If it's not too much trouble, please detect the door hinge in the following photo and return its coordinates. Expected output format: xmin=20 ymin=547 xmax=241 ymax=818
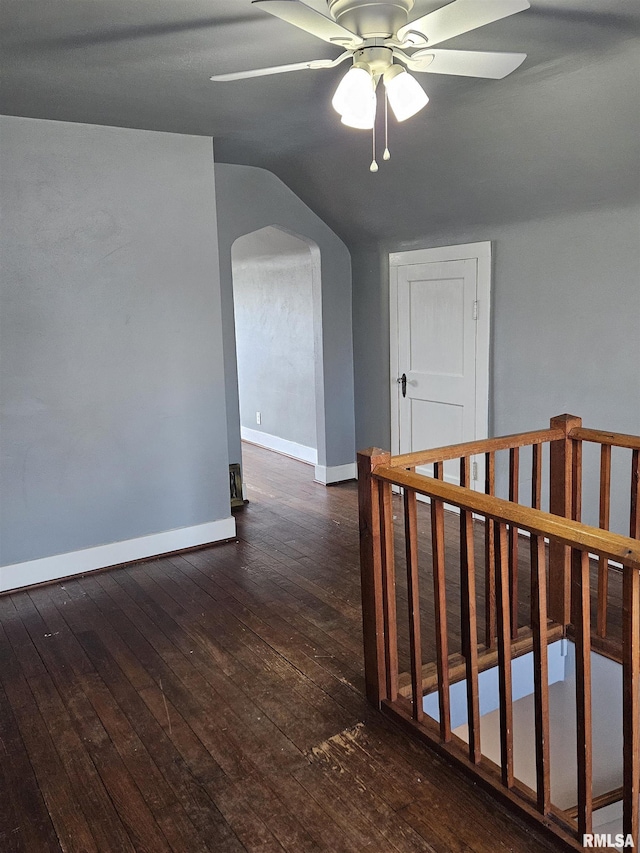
xmin=472 ymin=301 xmax=479 ymax=321
xmin=472 ymin=460 xmax=478 ymax=481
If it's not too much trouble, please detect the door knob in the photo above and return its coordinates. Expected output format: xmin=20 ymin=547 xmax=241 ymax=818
xmin=397 ymin=373 xmax=407 ymax=397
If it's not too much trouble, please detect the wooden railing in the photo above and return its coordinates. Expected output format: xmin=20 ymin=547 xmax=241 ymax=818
xmin=358 ymin=415 xmax=640 ymax=851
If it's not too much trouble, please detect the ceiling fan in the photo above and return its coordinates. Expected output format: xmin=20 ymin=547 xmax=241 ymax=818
xmin=211 ymin=0 xmax=530 ymax=167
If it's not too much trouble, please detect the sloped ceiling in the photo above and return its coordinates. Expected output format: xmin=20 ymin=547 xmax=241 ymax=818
xmin=2 ymin=0 xmax=639 ymax=244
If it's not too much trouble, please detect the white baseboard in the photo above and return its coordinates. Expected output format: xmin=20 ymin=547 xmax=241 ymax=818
xmin=241 ymin=426 xmax=317 ymax=465
xmin=0 ymin=516 xmax=236 ymax=593
xmin=314 ymin=462 xmax=357 ymax=485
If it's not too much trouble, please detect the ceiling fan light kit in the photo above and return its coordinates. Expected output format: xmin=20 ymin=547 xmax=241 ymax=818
xmin=383 ymin=64 xmax=429 ymax=122
xmin=210 ymin=0 xmax=531 ymax=169
xmin=332 ymin=63 xmax=376 ymax=127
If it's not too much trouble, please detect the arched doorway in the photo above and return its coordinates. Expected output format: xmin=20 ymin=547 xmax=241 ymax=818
xmin=214 ymin=163 xmax=356 ymax=492
xmin=231 ymin=226 xmax=322 ymax=484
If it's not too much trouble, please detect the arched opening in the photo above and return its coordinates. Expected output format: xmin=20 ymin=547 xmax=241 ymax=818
xmin=231 ymin=225 xmax=322 ymax=485
xmin=215 ymin=163 xmax=356 ymax=492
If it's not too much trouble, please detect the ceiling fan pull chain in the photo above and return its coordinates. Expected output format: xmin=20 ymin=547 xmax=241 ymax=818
xmin=383 ymin=90 xmax=390 ymax=161
xmin=369 ymin=110 xmax=378 ymax=172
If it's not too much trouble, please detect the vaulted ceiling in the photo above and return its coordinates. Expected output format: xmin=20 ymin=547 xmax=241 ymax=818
xmin=2 ymin=0 xmax=639 ymax=244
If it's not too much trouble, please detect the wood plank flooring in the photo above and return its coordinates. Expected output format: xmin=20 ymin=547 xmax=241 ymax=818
xmin=0 ymin=443 xmax=572 ymax=852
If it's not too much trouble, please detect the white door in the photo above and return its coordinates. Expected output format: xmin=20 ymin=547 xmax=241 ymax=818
xmin=390 ymin=243 xmax=491 ymax=489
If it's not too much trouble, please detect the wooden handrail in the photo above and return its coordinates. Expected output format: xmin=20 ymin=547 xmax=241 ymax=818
xmin=564 ymin=786 xmax=624 ymax=821
xmin=388 ymin=427 xmax=564 ymax=469
xmin=372 ymin=465 xmax=640 ymax=568
xmin=570 ymin=427 xmax=640 ymax=450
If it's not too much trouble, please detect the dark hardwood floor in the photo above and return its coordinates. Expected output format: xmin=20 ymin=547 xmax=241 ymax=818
xmin=0 ymin=443 xmax=560 ymax=852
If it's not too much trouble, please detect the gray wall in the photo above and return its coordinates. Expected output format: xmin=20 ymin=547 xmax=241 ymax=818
xmin=233 ymin=227 xmax=317 ymax=451
xmin=0 ymin=115 xmax=231 ymax=566
xmin=214 ymin=163 xmax=355 ymax=471
xmin=352 ymin=202 xmax=640 ymax=533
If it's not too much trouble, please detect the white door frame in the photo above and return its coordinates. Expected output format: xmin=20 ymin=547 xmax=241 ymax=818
xmin=389 ymin=241 xmax=492 ymax=466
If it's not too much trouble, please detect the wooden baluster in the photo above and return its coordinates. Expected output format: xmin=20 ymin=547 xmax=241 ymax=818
xmin=495 ymin=521 xmax=514 ymax=787
xmin=631 ymin=449 xmax=640 ymax=539
xmin=531 ymin=443 xmax=542 ymax=510
xmin=432 ymin=461 xmax=451 ymax=742
xmin=357 ymin=449 xmax=391 ymax=706
xmin=597 ymin=444 xmax=612 ymax=638
xmin=485 ymin=451 xmax=497 ymax=649
xmin=572 ymin=548 xmax=593 ymax=838
xmin=572 ymin=439 xmax=583 ymax=522
xmin=460 ymin=457 xmax=481 ymax=764
xmin=379 ymin=481 xmax=398 ymax=701
xmin=404 ymin=488 xmax=423 ymax=722
xmin=623 ymin=450 xmax=639 ymax=845
xmin=531 ymin=532 xmax=551 ymax=814
xmin=460 ymin=458 xmax=470 ymax=659
xmin=530 ymin=443 xmax=543 ymax=628
xmin=622 ymin=565 xmax=640 ymax=845
xmin=460 ymin=456 xmax=469 ymax=656
xmin=508 ymin=447 xmax=520 ymax=640
xmin=548 ymin=414 xmax=582 ymax=627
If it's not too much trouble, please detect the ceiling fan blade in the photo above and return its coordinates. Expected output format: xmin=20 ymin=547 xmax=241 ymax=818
xmin=252 ymin=0 xmax=362 ymax=47
xmin=406 ymin=48 xmax=526 ymax=79
xmin=210 ymin=54 xmax=350 ymax=81
xmin=398 ymin=0 xmax=530 ymax=48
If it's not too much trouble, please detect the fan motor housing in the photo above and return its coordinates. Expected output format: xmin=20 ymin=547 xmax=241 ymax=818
xmin=327 ymin=0 xmax=414 ymax=38
xmin=354 ymin=46 xmax=394 ymax=73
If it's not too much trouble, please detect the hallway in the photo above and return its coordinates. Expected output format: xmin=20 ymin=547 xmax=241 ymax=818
xmin=0 ymin=443 xmax=554 ymax=852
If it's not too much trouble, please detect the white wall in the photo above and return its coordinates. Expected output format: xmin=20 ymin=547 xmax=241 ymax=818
xmin=0 ymin=116 xmax=234 ymax=590
xmin=233 ymin=227 xmax=318 ymax=458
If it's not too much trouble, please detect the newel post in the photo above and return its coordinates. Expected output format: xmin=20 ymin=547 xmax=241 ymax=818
xmin=548 ymin=414 xmax=582 ymax=626
xmin=357 ymin=448 xmax=391 ymax=707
